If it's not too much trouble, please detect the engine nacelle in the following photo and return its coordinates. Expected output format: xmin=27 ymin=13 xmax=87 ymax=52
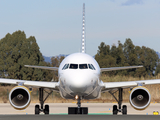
xmin=129 ymin=86 xmax=151 ymax=110
xmin=9 ymin=86 xmax=31 ymax=110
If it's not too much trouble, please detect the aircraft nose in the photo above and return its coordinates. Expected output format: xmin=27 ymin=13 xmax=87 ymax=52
xmin=69 ymin=85 xmax=87 ymax=93
xmin=69 ymin=76 xmax=87 ymax=88
xmin=67 ymin=71 xmax=92 ymax=92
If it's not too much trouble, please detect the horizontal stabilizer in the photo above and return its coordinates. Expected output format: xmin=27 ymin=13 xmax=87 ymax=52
xmin=24 ymin=65 xmax=58 ymax=71
xmin=101 ymin=65 xmax=143 ymax=72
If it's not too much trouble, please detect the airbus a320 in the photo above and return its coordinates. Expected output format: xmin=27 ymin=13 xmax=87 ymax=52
xmin=0 ymin=3 xmax=160 ymax=115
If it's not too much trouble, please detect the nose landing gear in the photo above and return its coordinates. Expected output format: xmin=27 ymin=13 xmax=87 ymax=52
xmin=68 ymin=96 xmax=88 ymax=114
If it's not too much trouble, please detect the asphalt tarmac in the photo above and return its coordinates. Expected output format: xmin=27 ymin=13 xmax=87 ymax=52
xmin=0 ymin=103 xmax=159 ymax=115
xmin=0 ymin=103 xmax=160 ymax=120
xmin=0 ymin=115 xmax=160 ymax=120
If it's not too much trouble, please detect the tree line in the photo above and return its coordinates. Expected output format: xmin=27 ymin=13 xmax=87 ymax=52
xmin=0 ymin=31 xmax=160 ymax=82
xmin=95 ymin=39 xmax=160 ymax=77
xmin=0 ymin=31 xmax=64 ymax=82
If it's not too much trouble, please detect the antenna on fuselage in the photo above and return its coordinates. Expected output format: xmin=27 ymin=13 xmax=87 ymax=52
xmin=81 ymin=3 xmax=86 ymax=53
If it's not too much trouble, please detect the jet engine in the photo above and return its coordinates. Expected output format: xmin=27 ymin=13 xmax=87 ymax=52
xmin=9 ymin=86 xmax=31 ymax=110
xmin=129 ymin=86 xmax=151 ymax=110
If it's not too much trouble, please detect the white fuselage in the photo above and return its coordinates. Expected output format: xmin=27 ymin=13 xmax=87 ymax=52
xmin=58 ymin=53 xmax=102 ymax=100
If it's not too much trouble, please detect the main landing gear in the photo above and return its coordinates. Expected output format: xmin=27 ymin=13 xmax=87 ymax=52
xmin=68 ymin=97 xmax=88 ymax=114
xmin=35 ymin=88 xmax=53 ymax=115
xmin=109 ymin=88 xmax=127 ymax=115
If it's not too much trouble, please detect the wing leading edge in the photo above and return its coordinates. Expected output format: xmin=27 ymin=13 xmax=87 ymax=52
xmin=0 ymin=65 xmax=59 ymax=91
xmin=0 ymin=78 xmax=59 ymax=91
xmin=101 ymin=79 xmax=160 ymax=92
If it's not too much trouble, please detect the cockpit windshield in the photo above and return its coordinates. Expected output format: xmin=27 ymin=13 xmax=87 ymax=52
xmin=62 ymin=63 xmax=95 ymax=70
xmin=79 ymin=64 xmax=88 ymax=69
xmin=69 ymin=64 xmax=78 ymax=69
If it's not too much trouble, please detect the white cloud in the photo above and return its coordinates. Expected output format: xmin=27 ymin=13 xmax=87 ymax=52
xmin=122 ymin=0 xmax=143 ymax=6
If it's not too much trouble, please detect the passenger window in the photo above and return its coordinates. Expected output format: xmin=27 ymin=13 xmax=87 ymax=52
xmin=79 ymin=64 xmax=88 ymax=69
xmin=69 ymin=64 xmax=78 ymax=69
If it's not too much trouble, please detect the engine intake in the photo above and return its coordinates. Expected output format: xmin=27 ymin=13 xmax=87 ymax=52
xmin=129 ymin=86 xmax=151 ymax=110
xmin=9 ymin=86 xmax=31 ymax=110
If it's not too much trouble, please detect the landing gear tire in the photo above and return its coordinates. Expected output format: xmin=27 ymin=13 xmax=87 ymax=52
xmin=35 ymin=105 xmax=40 ymax=114
xmin=110 ymin=88 xmax=127 ymax=115
xmin=68 ymin=107 xmax=88 ymax=114
xmin=68 ymin=96 xmax=88 ymax=114
xmin=113 ymin=105 xmax=118 ymax=115
xmin=44 ymin=105 xmax=49 ymax=114
xmin=122 ymin=105 xmax=127 ymax=115
xmin=35 ymin=88 xmax=52 ymax=115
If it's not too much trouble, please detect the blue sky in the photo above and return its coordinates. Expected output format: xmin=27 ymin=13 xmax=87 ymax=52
xmin=0 ymin=0 xmax=160 ymax=57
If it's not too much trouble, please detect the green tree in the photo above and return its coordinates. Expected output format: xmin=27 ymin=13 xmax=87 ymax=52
xmin=0 ymin=31 xmax=46 ymax=81
xmin=95 ymin=38 xmax=160 ymax=77
xmin=51 ymin=56 xmax=65 ymax=81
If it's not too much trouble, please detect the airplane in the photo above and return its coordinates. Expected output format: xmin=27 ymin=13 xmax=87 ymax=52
xmin=1 ymin=3 xmax=160 ymax=115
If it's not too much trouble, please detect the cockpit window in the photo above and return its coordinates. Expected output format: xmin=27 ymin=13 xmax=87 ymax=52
xmin=62 ymin=64 xmax=69 ymax=70
xmin=62 ymin=64 xmax=67 ymax=70
xmin=91 ymin=64 xmax=96 ymax=70
xmin=63 ymin=63 xmax=95 ymax=70
xmin=88 ymin=64 xmax=93 ymax=70
xmin=69 ymin=64 xmax=78 ymax=69
xmin=79 ymin=64 xmax=88 ymax=69
xmin=88 ymin=64 xmax=96 ymax=70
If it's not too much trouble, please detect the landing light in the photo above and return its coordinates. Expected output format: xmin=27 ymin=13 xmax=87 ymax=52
xmin=75 ymin=95 xmax=79 ymax=100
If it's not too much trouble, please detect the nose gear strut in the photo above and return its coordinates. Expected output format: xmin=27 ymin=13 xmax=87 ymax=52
xmin=77 ymin=97 xmax=81 ymax=114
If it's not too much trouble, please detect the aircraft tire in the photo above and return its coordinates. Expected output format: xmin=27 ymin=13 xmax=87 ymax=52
xmin=122 ymin=105 xmax=127 ymax=115
xmin=113 ymin=105 xmax=118 ymax=115
xmin=44 ymin=105 xmax=49 ymax=114
xmin=35 ymin=105 xmax=40 ymax=114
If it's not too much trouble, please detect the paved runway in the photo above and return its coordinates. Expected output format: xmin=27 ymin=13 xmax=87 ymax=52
xmin=0 ymin=103 xmax=160 ymax=120
xmin=0 ymin=115 xmax=160 ymax=120
xmin=0 ymin=103 xmax=159 ymax=115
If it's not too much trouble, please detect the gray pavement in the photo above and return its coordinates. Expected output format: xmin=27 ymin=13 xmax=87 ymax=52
xmin=0 ymin=115 xmax=160 ymax=120
xmin=0 ymin=103 xmax=159 ymax=115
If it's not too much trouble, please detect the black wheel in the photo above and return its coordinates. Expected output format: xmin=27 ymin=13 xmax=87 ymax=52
xmin=35 ymin=105 xmax=40 ymax=114
xmin=68 ymin=107 xmax=76 ymax=114
xmin=44 ymin=105 xmax=49 ymax=114
xmin=113 ymin=105 xmax=118 ymax=115
xmin=122 ymin=105 xmax=127 ymax=115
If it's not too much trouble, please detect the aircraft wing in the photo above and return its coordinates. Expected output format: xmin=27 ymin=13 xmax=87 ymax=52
xmin=101 ymin=66 xmax=143 ymax=72
xmin=24 ymin=65 xmax=58 ymax=71
xmin=0 ymin=78 xmax=59 ymax=91
xmin=101 ymin=79 xmax=160 ymax=92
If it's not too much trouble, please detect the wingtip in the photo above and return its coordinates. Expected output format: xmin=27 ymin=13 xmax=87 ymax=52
xmin=138 ymin=65 xmax=143 ymax=68
xmin=24 ymin=65 xmax=30 ymax=67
